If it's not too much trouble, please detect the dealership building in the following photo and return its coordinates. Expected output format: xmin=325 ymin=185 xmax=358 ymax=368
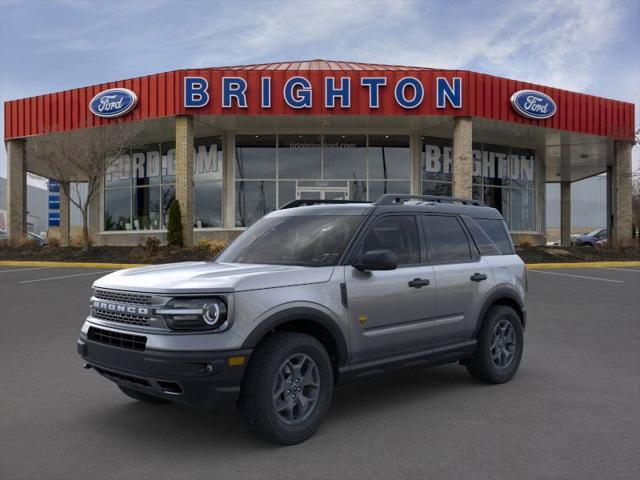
xmin=3 ymin=60 xmax=636 ymax=246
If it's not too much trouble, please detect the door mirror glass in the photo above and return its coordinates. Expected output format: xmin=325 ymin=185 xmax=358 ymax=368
xmin=354 ymin=249 xmax=398 ymax=271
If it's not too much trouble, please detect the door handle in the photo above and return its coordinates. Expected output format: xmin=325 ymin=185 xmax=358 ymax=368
xmin=470 ymin=272 xmax=487 ymax=282
xmin=408 ymin=278 xmax=430 ymax=288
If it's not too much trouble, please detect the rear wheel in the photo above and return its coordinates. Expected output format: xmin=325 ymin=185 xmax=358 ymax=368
xmin=466 ymin=305 xmax=523 ymax=384
xmin=239 ymin=332 xmax=333 ymax=445
xmin=118 ymin=385 xmax=168 ymax=403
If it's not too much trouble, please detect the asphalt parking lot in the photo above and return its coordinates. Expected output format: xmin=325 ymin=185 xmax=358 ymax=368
xmin=1 ymin=265 xmax=639 ymax=480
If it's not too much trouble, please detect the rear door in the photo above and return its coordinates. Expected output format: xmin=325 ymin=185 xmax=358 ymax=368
xmin=422 ymin=214 xmax=495 ymax=344
xmin=345 ymin=214 xmax=437 ymax=363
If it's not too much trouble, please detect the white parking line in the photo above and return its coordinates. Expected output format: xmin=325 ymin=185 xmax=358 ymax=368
xmin=18 ymin=270 xmax=114 ymax=284
xmin=597 ymin=267 xmax=640 ymax=273
xmin=529 ymin=270 xmax=624 ymax=283
xmin=0 ymin=267 xmax=54 ymax=273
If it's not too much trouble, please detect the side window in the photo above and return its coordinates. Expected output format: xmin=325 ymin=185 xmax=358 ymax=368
xmin=462 ymin=216 xmax=501 ymax=256
xmin=360 ymin=215 xmax=420 ymax=265
xmin=476 ymin=218 xmax=514 ymax=254
xmin=423 ymin=215 xmax=472 ymax=264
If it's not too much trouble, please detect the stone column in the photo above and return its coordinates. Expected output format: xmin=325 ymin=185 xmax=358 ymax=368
xmin=6 ymin=139 xmax=27 ymax=245
xmin=409 ymin=133 xmax=422 ymax=195
xmin=610 ymin=141 xmax=633 ymax=247
xmin=560 ymin=181 xmax=571 ymax=246
xmin=452 ymin=116 xmax=473 ymax=198
xmin=175 ymin=115 xmax=194 ymax=246
xmin=222 ymin=133 xmax=236 ymax=229
xmin=59 ymin=181 xmax=71 ymax=247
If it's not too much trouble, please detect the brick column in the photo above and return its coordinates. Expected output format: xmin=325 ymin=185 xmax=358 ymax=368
xmin=6 ymin=139 xmax=27 ymax=245
xmin=410 ymin=133 xmax=422 ymax=194
xmin=560 ymin=181 xmax=571 ymax=246
xmin=452 ymin=116 xmax=472 ymax=198
xmin=175 ymin=115 xmax=194 ymax=246
xmin=610 ymin=141 xmax=633 ymax=247
xmin=222 ymin=133 xmax=236 ymax=229
xmin=59 ymin=181 xmax=70 ymax=247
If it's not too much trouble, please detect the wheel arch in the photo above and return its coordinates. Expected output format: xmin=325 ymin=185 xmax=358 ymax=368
xmin=474 ymin=285 xmax=526 ymax=337
xmin=241 ymin=307 xmax=349 ymax=377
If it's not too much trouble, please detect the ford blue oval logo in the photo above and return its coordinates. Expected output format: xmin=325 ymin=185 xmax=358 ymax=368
xmin=89 ymin=88 xmax=138 ymax=118
xmin=510 ymin=89 xmax=556 ymax=120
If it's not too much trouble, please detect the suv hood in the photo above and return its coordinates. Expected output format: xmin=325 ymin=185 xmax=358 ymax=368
xmin=93 ymin=261 xmax=335 ymax=294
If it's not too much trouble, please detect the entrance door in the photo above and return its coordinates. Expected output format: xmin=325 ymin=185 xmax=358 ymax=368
xmin=296 ymin=185 xmax=349 ymax=201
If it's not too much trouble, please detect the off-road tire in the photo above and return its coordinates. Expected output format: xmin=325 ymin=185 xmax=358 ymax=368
xmin=466 ymin=305 xmax=523 ymax=384
xmin=238 ymin=331 xmax=334 ymax=445
xmin=118 ymin=385 xmax=169 ymax=403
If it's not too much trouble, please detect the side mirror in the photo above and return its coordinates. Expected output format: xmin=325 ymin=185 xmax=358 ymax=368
xmin=353 ymin=249 xmax=398 ymax=271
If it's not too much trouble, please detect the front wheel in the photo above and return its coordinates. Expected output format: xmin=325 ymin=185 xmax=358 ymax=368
xmin=238 ymin=332 xmax=334 ymax=445
xmin=466 ymin=305 xmax=523 ymax=384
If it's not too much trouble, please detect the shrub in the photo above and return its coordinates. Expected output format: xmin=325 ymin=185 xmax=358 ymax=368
xmin=144 ymin=236 xmax=161 ymax=255
xmin=48 ymin=237 xmax=60 ymax=247
xmin=166 ymin=200 xmax=183 ymax=247
xmin=197 ymin=239 xmax=228 ymax=258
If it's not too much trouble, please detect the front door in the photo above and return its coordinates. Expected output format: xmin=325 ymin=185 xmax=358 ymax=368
xmin=345 ymin=214 xmax=437 ymax=363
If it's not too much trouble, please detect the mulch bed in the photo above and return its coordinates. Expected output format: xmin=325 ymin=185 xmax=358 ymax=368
xmin=0 ymin=245 xmax=214 ymax=264
xmin=516 ymin=245 xmax=640 ymax=263
xmin=1 ymin=244 xmax=639 ymax=265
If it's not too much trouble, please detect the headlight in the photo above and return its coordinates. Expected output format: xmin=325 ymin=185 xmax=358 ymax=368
xmin=156 ymin=297 xmax=228 ymax=331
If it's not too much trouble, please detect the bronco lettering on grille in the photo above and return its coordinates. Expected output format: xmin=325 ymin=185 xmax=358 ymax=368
xmin=92 ymin=300 xmax=149 ymax=316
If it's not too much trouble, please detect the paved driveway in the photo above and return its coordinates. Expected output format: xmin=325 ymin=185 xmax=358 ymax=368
xmin=1 ymin=265 xmax=639 ymax=480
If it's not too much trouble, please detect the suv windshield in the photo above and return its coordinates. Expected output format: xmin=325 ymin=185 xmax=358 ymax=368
xmin=217 ymin=215 xmax=363 ymax=267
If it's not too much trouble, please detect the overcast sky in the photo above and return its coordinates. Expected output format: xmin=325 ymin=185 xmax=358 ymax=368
xmin=1 ymin=0 xmax=638 ymax=181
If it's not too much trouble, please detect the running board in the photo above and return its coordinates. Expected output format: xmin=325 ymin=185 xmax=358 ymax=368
xmin=337 ymin=339 xmax=477 ymax=384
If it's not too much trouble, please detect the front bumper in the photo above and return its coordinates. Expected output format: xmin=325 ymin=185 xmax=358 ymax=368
xmin=77 ymin=336 xmax=251 ymax=410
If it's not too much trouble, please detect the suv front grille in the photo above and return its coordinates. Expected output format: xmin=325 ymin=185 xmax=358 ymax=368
xmin=92 ymin=309 xmax=150 ymax=326
xmin=87 ymin=326 xmax=147 ymax=351
xmin=94 ymin=289 xmax=151 ymax=305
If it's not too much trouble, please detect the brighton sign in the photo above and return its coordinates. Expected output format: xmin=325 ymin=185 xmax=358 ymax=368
xmin=89 ymin=88 xmax=138 ymax=118
xmin=183 ymin=76 xmax=464 ymax=110
xmin=510 ymin=89 xmax=557 ymax=120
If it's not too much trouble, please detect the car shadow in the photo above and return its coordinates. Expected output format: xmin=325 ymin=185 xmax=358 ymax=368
xmin=78 ymin=364 xmax=481 ymax=451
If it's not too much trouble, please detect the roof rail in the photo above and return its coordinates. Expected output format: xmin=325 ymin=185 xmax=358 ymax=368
xmin=280 ymin=199 xmax=371 ymax=209
xmin=375 ymin=194 xmax=484 ymax=206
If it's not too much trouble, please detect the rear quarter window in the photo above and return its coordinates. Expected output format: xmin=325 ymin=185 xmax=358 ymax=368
xmin=475 ymin=218 xmax=514 ymax=255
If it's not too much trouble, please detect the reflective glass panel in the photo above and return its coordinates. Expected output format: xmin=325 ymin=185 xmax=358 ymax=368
xmin=194 ymin=181 xmax=222 ymax=228
xmin=323 ymin=135 xmax=366 ymax=179
xmin=235 ymin=135 xmax=276 ymax=179
xmin=368 ymin=135 xmax=410 ymax=179
xmin=132 ymin=186 xmax=161 ymax=230
xmin=104 ymin=188 xmax=131 ymax=231
xmin=278 ymin=134 xmax=322 ymax=179
xmin=236 ymin=180 xmax=277 ymax=227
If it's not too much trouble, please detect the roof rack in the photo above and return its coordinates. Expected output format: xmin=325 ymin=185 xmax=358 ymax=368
xmin=374 ymin=194 xmax=485 ymax=206
xmin=280 ymin=199 xmax=372 ymax=209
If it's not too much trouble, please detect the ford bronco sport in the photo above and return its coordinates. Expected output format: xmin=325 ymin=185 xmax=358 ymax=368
xmin=77 ymin=194 xmax=526 ymax=444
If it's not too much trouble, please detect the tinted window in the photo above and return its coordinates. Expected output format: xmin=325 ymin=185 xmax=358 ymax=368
xmin=462 ymin=217 xmax=501 ymax=256
xmin=423 ymin=215 xmax=472 ymax=263
xmin=218 ymin=215 xmax=362 ymax=267
xmin=476 ymin=218 xmax=514 ymax=254
xmin=361 ymin=216 xmax=420 ymax=265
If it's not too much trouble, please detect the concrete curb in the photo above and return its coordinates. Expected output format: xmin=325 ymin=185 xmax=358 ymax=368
xmin=0 ymin=260 xmax=147 ymax=269
xmin=2 ymin=260 xmax=639 ymax=270
xmin=526 ymin=261 xmax=640 ymax=269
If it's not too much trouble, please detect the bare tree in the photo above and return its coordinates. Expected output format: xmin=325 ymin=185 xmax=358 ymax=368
xmin=27 ymin=122 xmax=143 ymax=250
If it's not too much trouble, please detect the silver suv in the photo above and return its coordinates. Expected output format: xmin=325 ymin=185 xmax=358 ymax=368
xmin=77 ymin=194 xmax=527 ymax=444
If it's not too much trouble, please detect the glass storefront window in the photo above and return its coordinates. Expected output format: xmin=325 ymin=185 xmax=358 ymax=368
xmin=104 ymin=137 xmax=223 ymax=232
xmin=278 ymin=134 xmax=322 ymax=179
xmin=132 ymin=186 xmax=160 ymax=230
xmin=104 ymin=188 xmax=131 ymax=231
xmin=323 ymin=135 xmax=367 ymax=179
xmin=422 ymin=136 xmax=453 ymax=183
xmin=236 ymin=135 xmax=276 ymax=179
xmin=368 ymin=180 xmax=410 ymax=200
xmin=423 ymin=181 xmax=452 ymax=197
xmin=423 ymin=136 xmax=537 ymax=232
xmin=369 ymin=135 xmax=410 ymax=180
xmin=236 ymin=180 xmax=277 ymax=227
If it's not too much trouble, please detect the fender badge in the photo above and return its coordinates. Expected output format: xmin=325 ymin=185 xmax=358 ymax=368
xmin=358 ymin=314 xmax=368 ymax=327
